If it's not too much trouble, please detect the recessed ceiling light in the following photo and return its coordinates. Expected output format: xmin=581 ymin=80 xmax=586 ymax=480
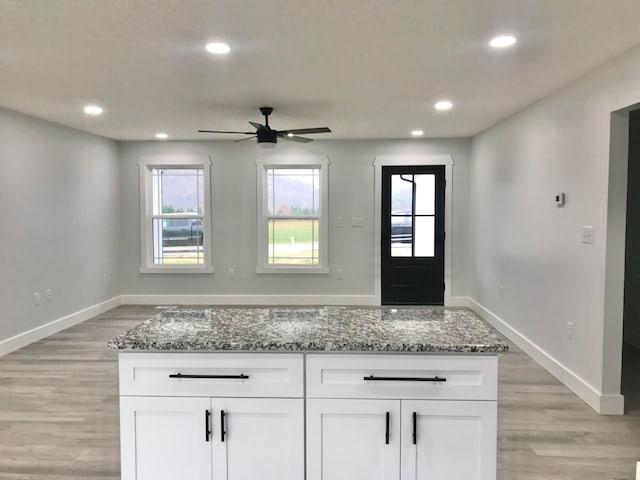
xmin=411 ymin=129 xmax=424 ymax=137
xmin=205 ymin=42 xmax=230 ymax=54
xmin=287 ymin=133 xmax=294 ymax=137
xmin=489 ymin=35 xmax=517 ymax=48
xmin=155 ymin=132 xmax=168 ymax=139
xmin=83 ymin=104 xmax=103 ymax=115
xmin=434 ymin=100 xmax=453 ymax=111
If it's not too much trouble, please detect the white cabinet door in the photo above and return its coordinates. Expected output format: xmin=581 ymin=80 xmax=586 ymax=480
xmin=307 ymin=399 xmax=401 ymax=480
xmin=120 ymin=396 xmax=213 ymax=480
xmin=211 ymin=398 xmax=304 ymax=480
xmin=401 ymin=400 xmax=497 ymax=480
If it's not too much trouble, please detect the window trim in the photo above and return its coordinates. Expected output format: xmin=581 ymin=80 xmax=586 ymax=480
xmin=255 ymin=155 xmax=330 ymax=274
xmin=138 ymin=155 xmax=213 ymax=274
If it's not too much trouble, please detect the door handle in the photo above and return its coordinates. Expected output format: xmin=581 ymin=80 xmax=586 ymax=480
xmin=412 ymin=411 xmax=417 ymax=445
xmin=169 ymin=373 xmax=249 ymax=380
xmin=220 ymin=410 xmax=226 ymax=442
xmin=385 ymin=411 xmax=390 ymax=445
xmin=363 ymin=375 xmax=446 ymax=382
xmin=205 ymin=410 xmax=211 ymax=442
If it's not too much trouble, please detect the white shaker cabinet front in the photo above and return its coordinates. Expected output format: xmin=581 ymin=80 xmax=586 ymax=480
xmin=120 ymin=396 xmax=304 ymax=480
xmin=401 ymin=400 xmax=497 ymax=480
xmin=120 ymin=396 xmax=213 ymax=480
xmin=212 ymin=398 xmax=304 ymax=480
xmin=306 ymin=399 xmax=401 ymax=480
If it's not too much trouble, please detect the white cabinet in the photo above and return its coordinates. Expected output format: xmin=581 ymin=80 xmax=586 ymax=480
xmin=307 ymin=399 xmax=401 ymax=480
xmin=118 ymin=353 xmax=305 ymax=480
xmin=120 ymin=396 xmax=212 ymax=480
xmin=118 ymin=352 xmax=498 ymax=480
xmin=401 ymin=400 xmax=497 ymax=480
xmin=212 ymin=398 xmax=304 ymax=480
xmin=120 ymin=396 xmax=304 ymax=480
xmin=305 ymin=354 xmax=498 ymax=480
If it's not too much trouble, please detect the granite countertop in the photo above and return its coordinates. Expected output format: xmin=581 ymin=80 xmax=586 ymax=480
xmin=108 ymin=307 xmax=508 ymax=353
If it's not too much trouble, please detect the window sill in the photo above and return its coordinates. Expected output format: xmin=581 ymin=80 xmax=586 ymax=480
xmin=139 ymin=266 xmax=214 ymax=275
xmin=256 ymin=265 xmax=330 ymax=275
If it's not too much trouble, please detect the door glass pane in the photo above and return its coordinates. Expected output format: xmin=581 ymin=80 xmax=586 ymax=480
xmin=414 ymin=174 xmax=435 ymax=215
xmin=391 ymin=215 xmax=412 ymax=257
xmin=151 ymin=168 xmax=204 ymax=215
xmin=268 ymin=218 xmax=319 ymax=265
xmin=391 ymin=174 xmax=413 ymax=212
xmin=414 ymin=217 xmax=435 ymax=257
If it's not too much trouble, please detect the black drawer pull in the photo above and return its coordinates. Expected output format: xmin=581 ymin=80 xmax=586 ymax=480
xmin=363 ymin=375 xmax=446 ymax=382
xmin=169 ymin=373 xmax=249 ymax=380
xmin=385 ymin=411 xmax=390 ymax=445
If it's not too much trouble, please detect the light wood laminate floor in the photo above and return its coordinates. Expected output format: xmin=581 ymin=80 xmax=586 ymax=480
xmin=0 ymin=305 xmax=638 ymax=479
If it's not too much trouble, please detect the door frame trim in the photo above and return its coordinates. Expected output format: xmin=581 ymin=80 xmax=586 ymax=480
xmin=373 ymin=155 xmax=454 ymax=306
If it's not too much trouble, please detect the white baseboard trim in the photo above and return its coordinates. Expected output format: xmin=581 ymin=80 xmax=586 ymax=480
xmin=120 ymin=294 xmax=380 ymax=306
xmin=465 ymin=297 xmax=624 ymax=415
xmin=446 ymin=296 xmax=472 ymax=307
xmin=0 ymin=296 xmax=123 ymax=357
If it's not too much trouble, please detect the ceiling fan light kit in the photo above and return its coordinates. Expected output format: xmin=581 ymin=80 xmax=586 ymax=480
xmin=198 ymin=106 xmax=331 ymax=147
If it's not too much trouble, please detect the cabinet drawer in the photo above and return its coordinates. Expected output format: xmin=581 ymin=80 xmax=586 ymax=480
xmin=306 ymin=354 xmax=497 ymax=400
xmin=119 ymin=352 xmax=304 ymax=398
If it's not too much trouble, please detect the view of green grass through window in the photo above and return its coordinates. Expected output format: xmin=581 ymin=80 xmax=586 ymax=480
xmin=267 ymin=168 xmax=320 ymax=265
xmin=151 ymin=168 xmax=205 ymax=265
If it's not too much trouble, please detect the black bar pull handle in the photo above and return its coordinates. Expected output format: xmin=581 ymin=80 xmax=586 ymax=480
xmin=363 ymin=375 xmax=446 ymax=382
xmin=412 ymin=411 xmax=417 ymax=445
xmin=205 ymin=410 xmax=211 ymax=442
xmin=169 ymin=373 xmax=249 ymax=380
xmin=220 ymin=410 xmax=226 ymax=442
xmin=385 ymin=411 xmax=390 ymax=445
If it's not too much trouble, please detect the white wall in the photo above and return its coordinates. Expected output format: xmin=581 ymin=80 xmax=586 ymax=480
xmin=0 ymin=107 xmax=120 ymax=350
xmin=117 ymin=138 xmax=471 ymax=304
xmin=469 ymin=43 xmax=640 ymax=413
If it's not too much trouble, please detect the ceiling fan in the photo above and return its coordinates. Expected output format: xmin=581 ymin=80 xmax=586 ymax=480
xmin=198 ymin=107 xmax=331 ymax=147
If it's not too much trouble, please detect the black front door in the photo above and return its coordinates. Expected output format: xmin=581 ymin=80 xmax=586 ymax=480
xmin=381 ymin=165 xmax=445 ymax=305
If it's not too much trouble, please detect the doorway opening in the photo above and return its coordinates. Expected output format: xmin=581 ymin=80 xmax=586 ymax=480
xmin=622 ymin=108 xmax=640 ymax=415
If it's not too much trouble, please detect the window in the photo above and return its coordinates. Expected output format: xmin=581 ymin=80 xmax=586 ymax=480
xmin=138 ymin=155 xmax=212 ymax=273
xmin=256 ymin=156 xmax=329 ymax=273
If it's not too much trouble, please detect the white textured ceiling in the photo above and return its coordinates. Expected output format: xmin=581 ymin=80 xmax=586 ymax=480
xmin=1 ymin=0 xmax=640 ymax=141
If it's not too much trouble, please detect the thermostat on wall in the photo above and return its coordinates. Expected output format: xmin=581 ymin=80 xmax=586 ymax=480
xmin=555 ymin=193 xmax=566 ymax=207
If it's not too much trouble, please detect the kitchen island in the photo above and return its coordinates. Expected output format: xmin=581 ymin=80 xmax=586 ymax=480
xmin=110 ymin=307 xmax=508 ymax=480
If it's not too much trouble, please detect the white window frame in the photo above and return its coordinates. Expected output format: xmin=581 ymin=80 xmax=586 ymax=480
xmin=255 ymin=155 xmax=330 ymax=274
xmin=138 ymin=155 xmax=213 ymax=274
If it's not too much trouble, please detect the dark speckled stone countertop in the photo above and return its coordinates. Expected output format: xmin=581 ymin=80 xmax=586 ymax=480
xmin=108 ymin=307 xmax=508 ymax=354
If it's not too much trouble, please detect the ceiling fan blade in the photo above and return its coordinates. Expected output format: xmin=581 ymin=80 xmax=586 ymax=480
xmin=198 ymin=130 xmax=255 ymax=134
xmin=280 ymin=127 xmax=331 ymax=135
xmin=249 ymin=121 xmax=264 ymax=130
xmin=234 ymin=136 xmax=257 ymax=143
xmin=280 ymin=134 xmax=313 ymax=143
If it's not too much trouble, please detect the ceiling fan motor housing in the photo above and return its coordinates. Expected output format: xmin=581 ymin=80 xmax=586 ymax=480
xmin=257 ymin=128 xmax=277 ymax=146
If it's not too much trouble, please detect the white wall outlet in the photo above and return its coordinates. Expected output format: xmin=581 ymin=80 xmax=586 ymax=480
xmin=33 ymin=292 xmax=41 ymax=306
xmin=581 ymin=226 xmax=594 ymax=244
xmin=567 ymin=321 xmax=574 ymax=341
xmin=228 ymin=268 xmax=235 ymax=279
xmin=499 ymin=286 xmax=504 ymax=300
xmin=46 ymin=289 xmax=53 ymax=301
xmin=351 ymin=216 xmax=365 ymax=227
xmin=336 ymin=216 xmax=344 ymax=227
xmin=336 ymin=269 xmax=344 ymax=279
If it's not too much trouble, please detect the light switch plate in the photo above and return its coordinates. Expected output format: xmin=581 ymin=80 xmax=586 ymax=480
xmin=336 ymin=216 xmax=344 ymax=227
xmin=351 ymin=216 xmax=364 ymax=227
xmin=581 ymin=226 xmax=594 ymax=244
